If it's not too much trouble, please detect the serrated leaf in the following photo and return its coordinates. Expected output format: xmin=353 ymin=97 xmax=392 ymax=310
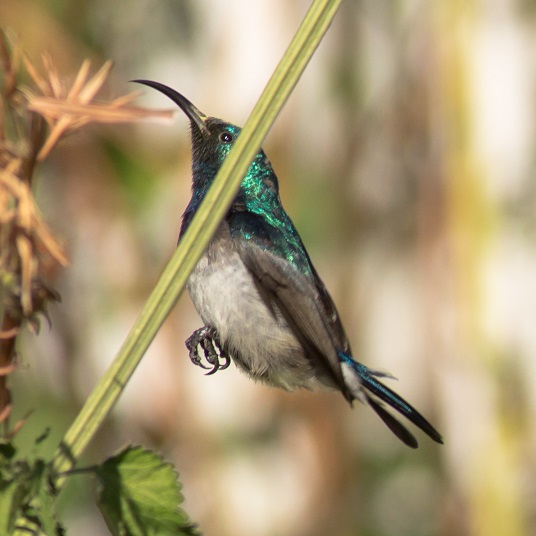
xmin=36 ymin=468 xmax=59 ymax=535
xmin=96 ymin=446 xmax=200 ymax=536
xmin=14 ymin=459 xmax=60 ymax=535
xmin=5 ymin=458 xmax=63 ymax=536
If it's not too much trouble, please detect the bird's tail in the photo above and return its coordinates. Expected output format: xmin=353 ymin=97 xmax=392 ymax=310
xmin=338 ymin=352 xmax=443 ymax=448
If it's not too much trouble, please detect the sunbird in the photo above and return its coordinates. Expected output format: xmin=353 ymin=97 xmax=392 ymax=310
xmin=135 ymin=80 xmax=443 ymax=448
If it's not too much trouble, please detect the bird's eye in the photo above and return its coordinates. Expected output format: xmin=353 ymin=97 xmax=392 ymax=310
xmin=219 ymin=131 xmax=234 ymax=143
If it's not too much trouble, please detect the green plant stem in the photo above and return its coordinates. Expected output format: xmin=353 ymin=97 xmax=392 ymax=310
xmin=51 ymin=0 xmax=342 ymax=484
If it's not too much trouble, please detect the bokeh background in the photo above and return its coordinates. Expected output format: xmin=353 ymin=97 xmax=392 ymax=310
xmin=2 ymin=0 xmax=536 ymax=535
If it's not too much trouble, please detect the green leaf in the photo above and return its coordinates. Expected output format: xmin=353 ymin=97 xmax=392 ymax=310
xmin=97 ymin=446 xmax=200 ymax=536
xmin=36 ymin=469 xmax=59 ymax=535
xmin=17 ymin=460 xmax=61 ymax=535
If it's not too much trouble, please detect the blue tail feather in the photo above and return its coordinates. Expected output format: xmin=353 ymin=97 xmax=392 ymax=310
xmin=338 ymin=352 xmax=443 ymax=447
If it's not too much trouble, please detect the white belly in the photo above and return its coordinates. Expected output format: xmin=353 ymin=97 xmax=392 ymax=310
xmin=186 ymin=247 xmax=315 ymax=390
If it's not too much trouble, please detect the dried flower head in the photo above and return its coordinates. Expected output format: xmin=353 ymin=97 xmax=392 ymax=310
xmin=22 ymin=56 xmax=173 ymax=160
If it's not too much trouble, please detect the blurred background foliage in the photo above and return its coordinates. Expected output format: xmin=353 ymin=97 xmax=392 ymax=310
xmin=1 ymin=0 xmax=536 ymax=535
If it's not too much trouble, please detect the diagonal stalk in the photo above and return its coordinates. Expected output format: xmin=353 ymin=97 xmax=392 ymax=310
xmin=51 ymin=0 xmax=342 ymax=482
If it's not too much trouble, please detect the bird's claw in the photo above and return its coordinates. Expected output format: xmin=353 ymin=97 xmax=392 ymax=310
xmin=185 ymin=326 xmax=231 ymax=375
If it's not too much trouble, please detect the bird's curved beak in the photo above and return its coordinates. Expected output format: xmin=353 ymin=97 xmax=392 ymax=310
xmin=132 ymin=79 xmax=209 ymax=138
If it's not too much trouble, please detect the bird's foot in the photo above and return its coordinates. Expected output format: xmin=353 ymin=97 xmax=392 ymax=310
xmin=185 ymin=326 xmax=231 ymax=375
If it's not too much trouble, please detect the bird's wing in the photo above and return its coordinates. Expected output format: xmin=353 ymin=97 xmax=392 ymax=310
xmin=236 ymin=240 xmax=353 ymax=400
xmin=308 ymin=263 xmax=352 ymax=355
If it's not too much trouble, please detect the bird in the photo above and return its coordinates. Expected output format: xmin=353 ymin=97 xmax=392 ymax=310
xmin=133 ymin=79 xmax=443 ymax=449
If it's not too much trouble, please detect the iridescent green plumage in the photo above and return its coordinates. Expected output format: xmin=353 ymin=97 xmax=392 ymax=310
xmin=183 ymin=119 xmax=314 ymax=275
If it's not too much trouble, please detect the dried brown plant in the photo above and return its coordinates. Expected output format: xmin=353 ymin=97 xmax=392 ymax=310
xmin=23 ymin=56 xmax=172 ymax=160
xmin=0 ymin=31 xmax=173 ymax=435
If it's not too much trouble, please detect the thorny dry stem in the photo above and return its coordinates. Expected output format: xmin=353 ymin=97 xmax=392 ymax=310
xmin=0 ymin=31 xmax=173 ymax=436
